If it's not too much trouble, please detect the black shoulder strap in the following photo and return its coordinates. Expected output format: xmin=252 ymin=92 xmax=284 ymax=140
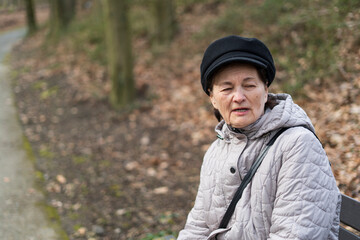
xmin=218 ymin=127 xmax=290 ymax=229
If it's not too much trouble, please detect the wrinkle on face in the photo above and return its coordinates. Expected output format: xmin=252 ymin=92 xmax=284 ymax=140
xmin=209 ymin=63 xmax=268 ymax=128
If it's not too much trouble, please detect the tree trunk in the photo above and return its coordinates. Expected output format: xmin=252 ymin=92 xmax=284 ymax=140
xmin=48 ymin=0 xmax=63 ymax=39
xmin=63 ymin=0 xmax=76 ymax=26
xmin=48 ymin=0 xmax=75 ymax=39
xmin=153 ymin=0 xmax=177 ymax=46
xmin=102 ymin=0 xmax=135 ymax=109
xmin=24 ymin=0 xmax=37 ymax=34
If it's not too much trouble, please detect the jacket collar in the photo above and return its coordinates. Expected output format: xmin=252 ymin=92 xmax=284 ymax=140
xmin=215 ymin=120 xmax=247 ymax=143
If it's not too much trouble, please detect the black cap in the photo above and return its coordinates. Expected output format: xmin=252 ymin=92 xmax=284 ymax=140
xmin=200 ymin=35 xmax=276 ymax=95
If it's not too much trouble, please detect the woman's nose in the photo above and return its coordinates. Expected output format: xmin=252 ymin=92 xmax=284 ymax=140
xmin=233 ymin=88 xmax=246 ymax=102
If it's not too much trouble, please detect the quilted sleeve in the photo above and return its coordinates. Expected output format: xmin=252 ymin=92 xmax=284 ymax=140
xmin=268 ymin=129 xmax=340 ymax=240
xmin=177 ymin=146 xmax=215 ymax=240
xmin=177 ymin=168 xmax=211 ymax=240
xmin=177 ymin=185 xmax=210 ymax=239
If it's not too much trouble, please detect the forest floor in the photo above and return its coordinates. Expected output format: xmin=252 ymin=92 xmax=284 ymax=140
xmin=0 ymin=7 xmax=48 ymax=33
xmin=3 ymin=2 xmax=360 ymax=240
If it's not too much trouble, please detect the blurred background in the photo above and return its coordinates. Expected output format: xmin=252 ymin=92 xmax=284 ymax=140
xmin=1 ymin=0 xmax=359 ymax=239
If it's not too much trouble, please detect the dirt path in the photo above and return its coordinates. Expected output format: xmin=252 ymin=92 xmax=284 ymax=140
xmin=0 ymin=28 xmax=60 ymax=240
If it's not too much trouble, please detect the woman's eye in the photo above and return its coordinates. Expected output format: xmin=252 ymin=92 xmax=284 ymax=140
xmin=245 ymin=85 xmax=256 ymax=88
xmin=221 ymin=88 xmax=232 ymax=92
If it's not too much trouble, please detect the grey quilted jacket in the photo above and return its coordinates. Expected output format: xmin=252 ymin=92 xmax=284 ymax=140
xmin=178 ymin=93 xmax=341 ymax=240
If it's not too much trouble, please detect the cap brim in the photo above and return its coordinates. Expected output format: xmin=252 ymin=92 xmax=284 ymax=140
xmin=204 ymin=51 xmax=268 ymax=94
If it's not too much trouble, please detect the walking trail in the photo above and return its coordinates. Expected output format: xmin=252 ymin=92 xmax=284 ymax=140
xmin=0 ymin=28 xmax=60 ymax=240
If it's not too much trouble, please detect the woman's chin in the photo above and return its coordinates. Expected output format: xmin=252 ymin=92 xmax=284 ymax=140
xmin=229 ymin=122 xmax=248 ymax=129
xmin=228 ymin=117 xmax=253 ymax=129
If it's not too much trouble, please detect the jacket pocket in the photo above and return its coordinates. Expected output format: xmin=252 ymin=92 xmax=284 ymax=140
xmin=207 ymin=227 xmax=231 ymax=240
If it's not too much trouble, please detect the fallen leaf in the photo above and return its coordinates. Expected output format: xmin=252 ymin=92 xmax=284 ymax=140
xmin=153 ymin=186 xmax=169 ymax=194
xmin=56 ymin=174 xmax=66 ymax=184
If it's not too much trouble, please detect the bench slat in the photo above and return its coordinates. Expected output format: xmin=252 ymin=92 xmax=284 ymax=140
xmin=340 ymin=194 xmax=360 ymax=231
xmin=339 ymin=227 xmax=360 ymax=240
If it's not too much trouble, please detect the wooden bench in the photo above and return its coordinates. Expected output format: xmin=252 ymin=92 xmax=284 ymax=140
xmin=339 ymin=194 xmax=360 ymax=240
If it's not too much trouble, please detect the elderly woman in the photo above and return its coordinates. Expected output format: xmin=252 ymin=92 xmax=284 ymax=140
xmin=178 ymin=36 xmax=341 ymax=240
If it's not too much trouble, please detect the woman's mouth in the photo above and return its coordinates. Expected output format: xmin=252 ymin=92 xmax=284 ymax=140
xmin=232 ymin=108 xmax=250 ymax=116
xmin=233 ymin=108 xmax=249 ymax=112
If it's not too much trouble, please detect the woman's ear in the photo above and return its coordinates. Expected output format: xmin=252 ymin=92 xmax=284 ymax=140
xmin=264 ymin=85 xmax=268 ymax=102
xmin=209 ymin=91 xmax=218 ymax=109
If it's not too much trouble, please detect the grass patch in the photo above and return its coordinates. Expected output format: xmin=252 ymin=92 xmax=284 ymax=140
xmin=22 ymin=136 xmax=36 ymax=164
xmin=100 ymin=159 xmax=111 ymax=167
xmin=80 ymin=184 xmax=89 ymax=196
xmin=21 ymin=121 xmax=68 ymax=240
xmin=39 ymin=146 xmax=56 ymax=159
xmin=40 ymin=86 xmax=59 ymax=99
xmin=9 ymin=69 xmax=20 ymax=79
xmin=108 ymin=184 xmax=124 ymax=197
xmin=32 ymin=80 xmax=47 ymax=90
xmin=72 ymin=223 xmax=82 ymax=231
xmin=68 ymin=212 xmax=80 ymax=220
xmin=35 ymin=170 xmax=45 ymax=182
xmin=31 ymin=81 xmax=59 ymax=100
xmin=158 ymin=212 xmax=178 ymax=225
xmin=37 ymin=203 xmax=70 ymax=240
xmin=22 ymin=135 xmax=46 ymax=188
xmin=72 ymin=155 xmax=88 ymax=165
xmin=22 ymin=134 xmax=69 ymax=239
xmin=2 ymin=52 xmax=12 ymax=64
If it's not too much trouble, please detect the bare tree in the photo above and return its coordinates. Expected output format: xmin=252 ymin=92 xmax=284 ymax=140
xmin=102 ymin=0 xmax=135 ymax=108
xmin=63 ymin=0 xmax=76 ymax=25
xmin=24 ymin=0 xmax=37 ymax=34
xmin=153 ymin=0 xmax=177 ymax=46
xmin=48 ymin=0 xmax=76 ymax=39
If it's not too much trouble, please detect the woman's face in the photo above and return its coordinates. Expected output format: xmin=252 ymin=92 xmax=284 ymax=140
xmin=209 ymin=63 xmax=268 ymax=129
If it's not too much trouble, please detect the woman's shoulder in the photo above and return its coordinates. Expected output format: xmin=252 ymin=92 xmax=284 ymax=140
xmin=270 ymin=126 xmax=325 ymax=160
xmin=278 ymin=126 xmax=321 ymax=147
xmin=275 ymin=126 xmax=328 ymax=165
